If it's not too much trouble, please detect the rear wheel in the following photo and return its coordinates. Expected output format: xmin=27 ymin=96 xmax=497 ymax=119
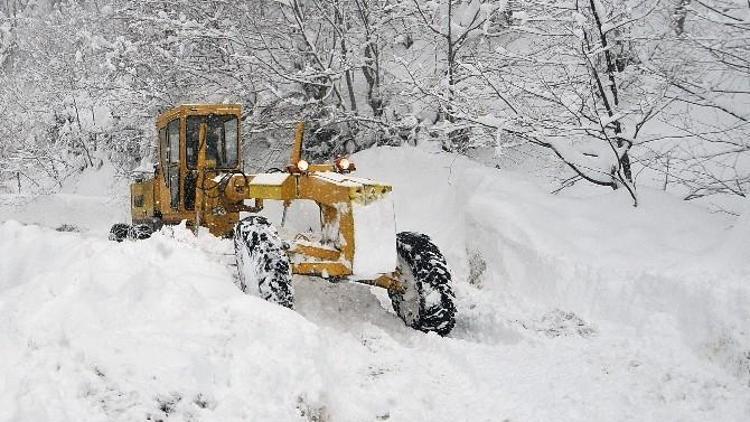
xmin=389 ymin=232 xmax=456 ymax=336
xmin=108 ymin=223 xmax=130 ymax=242
xmin=109 ymin=223 xmax=154 ymax=242
xmin=128 ymin=224 xmax=153 ymax=240
xmin=234 ymin=216 xmax=294 ymax=309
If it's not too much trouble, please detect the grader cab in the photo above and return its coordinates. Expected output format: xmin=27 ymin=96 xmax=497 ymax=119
xmin=110 ymin=104 xmax=456 ymax=336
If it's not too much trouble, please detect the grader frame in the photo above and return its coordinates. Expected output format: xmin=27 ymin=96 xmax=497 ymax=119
xmin=129 ymin=104 xmax=400 ymax=289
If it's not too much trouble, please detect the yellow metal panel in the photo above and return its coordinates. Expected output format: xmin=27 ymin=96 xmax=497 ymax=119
xmin=290 ymin=122 xmax=305 ymax=165
xmin=298 ymin=175 xmax=352 ymax=206
xmin=292 ymin=262 xmax=351 ymax=277
xmin=246 ymin=175 xmax=297 ymax=200
xmin=373 ymin=274 xmax=405 ymax=292
xmin=291 ymin=243 xmax=341 ymax=261
xmin=309 ymin=164 xmax=335 ymax=172
xmin=157 ymin=104 xmax=242 ymax=128
xmin=130 ymin=179 xmax=155 ymax=221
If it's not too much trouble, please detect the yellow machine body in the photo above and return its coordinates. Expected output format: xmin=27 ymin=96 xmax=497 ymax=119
xmin=130 ymin=104 xmax=399 ymax=287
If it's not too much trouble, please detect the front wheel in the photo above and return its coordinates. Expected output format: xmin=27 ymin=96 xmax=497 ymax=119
xmin=234 ymin=216 xmax=294 ymax=309
xmin=389 ymin=232 xmax=456 ymax=336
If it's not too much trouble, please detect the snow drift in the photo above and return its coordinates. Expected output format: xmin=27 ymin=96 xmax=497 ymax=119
xmin=1 ymin=146 xmax=749 ymax=421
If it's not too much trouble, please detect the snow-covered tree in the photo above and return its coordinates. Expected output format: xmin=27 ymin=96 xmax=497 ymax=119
xmin=0 ymin=0 xmax=747 ymax=210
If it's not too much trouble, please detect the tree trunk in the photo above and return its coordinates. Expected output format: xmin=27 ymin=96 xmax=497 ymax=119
xmin=336 ymin=3 xmax=357 ymax=113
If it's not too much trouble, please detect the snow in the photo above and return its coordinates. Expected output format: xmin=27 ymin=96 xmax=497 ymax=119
xmin=249 ymin=173 xmax=290 ymax=186
xmin=0 ymin=159 xmax=129 ymax=234
xmin=1 ymin=145 xmax=750 ymax=421
xmin=351 ymin=194 xmax=397 ymax=277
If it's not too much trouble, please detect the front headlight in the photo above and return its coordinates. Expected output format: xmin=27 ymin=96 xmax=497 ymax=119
xmin=335 ymin=157 xmax=354 ymax=173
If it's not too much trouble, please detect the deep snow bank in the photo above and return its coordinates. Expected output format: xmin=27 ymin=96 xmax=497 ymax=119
xmin=5 ymin=221 xmax=592 ymax=422
xmin=1 ymin=145 xmax=749 ymax=421
xmin=0 ymin=160 xmax=129 ymax=234
xmin=355 ymin=146 xmax=750 ymax=380
xmin=0 ymin=221 xmax=325 ymax=420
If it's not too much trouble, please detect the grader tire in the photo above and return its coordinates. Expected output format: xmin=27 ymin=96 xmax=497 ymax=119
xmin=109 ymin=223 xmax=154 ymax=242
xmin=128 ymin=224 xmax=154 ymax=240
xmin=234 ymin=216 xmax=294 ymax=309
xmin=389 ymin=232 xmax=456 ymax=336
xmin=108 ymin=223 xmax=130 ymax=242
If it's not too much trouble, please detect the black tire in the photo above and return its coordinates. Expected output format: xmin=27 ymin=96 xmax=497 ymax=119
xmin=108 ymin=223 xmax=130 ymax=242
xmin=233 ymin=216 xmax=294 ymax=309
xmin=109 ymin=223 xmax=154 ymax=242
xmin=389 ymin=232 xmax=456 ymax=336
xmin=128 ymin=224 xmax=154 ymax=240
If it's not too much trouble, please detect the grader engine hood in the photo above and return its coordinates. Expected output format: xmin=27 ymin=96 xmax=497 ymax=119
xmin=313 ymin=172 xmax=397 ymax=278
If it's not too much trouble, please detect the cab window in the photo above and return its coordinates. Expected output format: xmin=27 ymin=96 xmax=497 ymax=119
xmin=186 ymin=117 xmax=200 ymax=168
xmin=168 ymin=119 xmax=180 ymax=164
xmin=223 ymin=118 xmax=238 ymax=167
xmin=186 ymin=114 xmax=239 ymax=168
xmin=166 ymin=119 xmax=180 ymax=209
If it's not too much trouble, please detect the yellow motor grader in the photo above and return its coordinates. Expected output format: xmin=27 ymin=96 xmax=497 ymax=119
xmin=110 ymin=104 xmax=455 ymax=335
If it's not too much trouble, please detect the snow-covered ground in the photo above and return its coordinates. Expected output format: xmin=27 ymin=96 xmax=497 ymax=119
xmin=1 ymin=146 xmax=749 ymax=421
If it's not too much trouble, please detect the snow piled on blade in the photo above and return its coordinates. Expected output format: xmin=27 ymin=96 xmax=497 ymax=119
xmin=1 ymin=145 xmax=750 ymax=421
xmin=352 ymin=193 xmax=397 ymax=277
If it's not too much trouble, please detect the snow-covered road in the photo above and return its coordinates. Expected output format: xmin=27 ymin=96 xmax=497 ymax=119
xmin=1 ymin=146 xmax=749 ymax=421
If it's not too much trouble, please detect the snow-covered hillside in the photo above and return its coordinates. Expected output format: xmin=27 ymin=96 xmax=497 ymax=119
xmin=1 ymin=146 xmax=749 ymax=421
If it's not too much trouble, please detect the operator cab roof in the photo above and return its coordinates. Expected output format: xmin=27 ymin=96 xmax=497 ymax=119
xmin=157 ymin=104 xmax=242 ymax=128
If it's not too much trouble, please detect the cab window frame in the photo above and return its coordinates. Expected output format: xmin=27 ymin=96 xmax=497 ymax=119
xmin=158 ymin=127 xmax=168 ymax=171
